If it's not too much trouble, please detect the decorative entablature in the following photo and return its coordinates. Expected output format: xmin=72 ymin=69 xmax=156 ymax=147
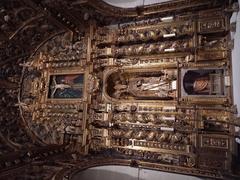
xmin=93 ymin=11 xmax=231 ymax=71
xmin=94 ymin=8 xmax=230 ymax=44
xmin=84 ymin=0 xmax=237 ymax=18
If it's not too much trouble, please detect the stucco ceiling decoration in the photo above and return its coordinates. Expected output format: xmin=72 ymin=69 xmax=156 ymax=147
xmin=103 ymin=0 xmax=172 ymax=8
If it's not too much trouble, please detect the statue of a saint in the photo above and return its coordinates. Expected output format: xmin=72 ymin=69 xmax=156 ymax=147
xmin=128 ymin=76 xmax=177 ymax=99
xmin=112 ymin=80 xmax=128 ymax=98
xmin=111 ymin=70 xmax=177 ymax=100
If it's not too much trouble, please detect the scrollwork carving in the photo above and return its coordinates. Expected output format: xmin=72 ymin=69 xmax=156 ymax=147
xmin=87 ymin=74 xmax=100 ymax=94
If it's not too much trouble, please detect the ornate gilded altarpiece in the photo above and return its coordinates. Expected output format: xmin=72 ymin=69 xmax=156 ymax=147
xmin=18 ymin=0 xmax=239 ymax=179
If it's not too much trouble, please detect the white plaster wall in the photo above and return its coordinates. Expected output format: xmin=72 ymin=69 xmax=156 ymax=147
xmin=103 ymin=0 xmax=143 ymax=8
xmin=103 ymin=0 xmax=171 ymax=8
xmin=231 ymin=1 xmax=240 ymax=116
xmin=139 ymin=168 xmax=203 ymax=180
xmin=72 ymin=166 xmax=138 ymax=180
xmin=72 ymin=165 xmax=204 ymax=180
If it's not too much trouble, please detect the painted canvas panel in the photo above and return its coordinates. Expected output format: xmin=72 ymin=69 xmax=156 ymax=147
xmin=182 ymin=69 xmax=224 ymax=96
xmin=48 ymin=74 xmax=84 ymax=99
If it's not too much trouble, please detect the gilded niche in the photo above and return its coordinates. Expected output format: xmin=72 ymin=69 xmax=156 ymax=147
xmin=106 ymin=69 xmax=177 ymax=100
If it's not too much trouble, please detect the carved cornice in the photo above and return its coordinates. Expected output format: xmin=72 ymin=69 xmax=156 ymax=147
xmin=84 ymin=0 xmax=231 ymax=17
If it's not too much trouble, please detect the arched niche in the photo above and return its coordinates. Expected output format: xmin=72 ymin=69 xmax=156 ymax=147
xmin=71 ymin=165 xmax=204 ymax=180
xmin=103 ymin=68 xmax=178 ymax=102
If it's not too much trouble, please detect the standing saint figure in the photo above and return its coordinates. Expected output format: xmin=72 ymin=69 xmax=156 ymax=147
xmin=112 ymin=80 xmax=128 ymax=99
xmin=128 ymin=75 xmax=177 ymax=99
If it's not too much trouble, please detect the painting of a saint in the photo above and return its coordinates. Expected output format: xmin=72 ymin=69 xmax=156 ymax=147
xmin=48 ymin=74 xmax=84 ymax=99
xmin=183 ymin=69 xmax=224 ymax=95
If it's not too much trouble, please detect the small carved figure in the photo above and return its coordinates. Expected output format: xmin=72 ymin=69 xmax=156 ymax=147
xmin=134 ymin=131 xmax=146 ymax=140
xmin=142 ymin=113 xmax=155 ymax=123
xmin=112 ymin=80 xmax=128 ymax=99
xmin=156 ymin=132 xmax=170 ymax=142
xmin=146 ymin=131 xmax=156 ymax=141
xmin=135 ymin=114 xmax=144 ymax=123
xmin=113 ymin=113 xmax=122 ymax=121
xmin=186 ymin=157 xmax=195 ymax=167
xmin=115 ymin=58 xmax=138 ymax=66
xmin=158 ymin=154 xmax=179 ymax=165
xmin=184 ymin=54 xmax=194 ymax=62
xmin=87 ymin=74 xmax=100 ymax=93
xmin=182 ymin=136 xmax=191 ymax=145
xmin=124 ymin=130 xmax=133 ymax=139
xmin=170 ymin=133 xmax=183 ymax=144
xmin=112 ymin=130 xmax=123 ymax=137
xmin=91 ymin=120 xmax=109 ymax=128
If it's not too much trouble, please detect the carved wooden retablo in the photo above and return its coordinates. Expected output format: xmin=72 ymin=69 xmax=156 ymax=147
xmin=0 ymin=0 xmax=239 ymax=179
